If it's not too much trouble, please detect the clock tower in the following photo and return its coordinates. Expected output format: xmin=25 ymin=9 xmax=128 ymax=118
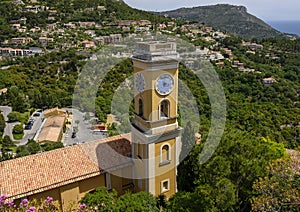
xmin=131 ymin=41 xmax=182 ymax=198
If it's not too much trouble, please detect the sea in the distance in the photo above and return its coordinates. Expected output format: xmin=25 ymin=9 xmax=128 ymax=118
xmin=267 ymin=20 xmax=300 ymax=36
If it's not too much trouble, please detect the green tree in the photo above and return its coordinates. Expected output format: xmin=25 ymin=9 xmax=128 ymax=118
xmin=7 ymin=112 xmax=20 ymax=122
xmin=2 ymin=135 xmax=14 ymax=147
xmin=175 ymin=128 xmax=286 ymax=211
xmin=0 ymin=113 xmax=5 ymax=135
xmin=84 ymin=113 xmax=90 ymax=121
xmin=80 ymin=187 xmax=117 ymax=211
xmin=26 ymin=139 xmax=41 ymax=154
xmin=41 ymin=141 xmax=64 ymax=151
xmin=114 ymin=192 xmax=158 ymax=212
xmin=177 ymin=121 xmax=198 ymax=192
xmin=15 ymin=145 xmax=30 ymax=157
xmin=13 ymin=124 xmax=24 ymax=134
xmin=107 ymin=123 xmax=119 ymax=136
xmin=8 ymin=86 xmax=28 ymax=113
xmin=251 ymin=151 xmax=300 ymax=211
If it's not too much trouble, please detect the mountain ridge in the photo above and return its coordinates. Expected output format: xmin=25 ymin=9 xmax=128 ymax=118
xmin=158 ymin=4 xmax=286 ymax=39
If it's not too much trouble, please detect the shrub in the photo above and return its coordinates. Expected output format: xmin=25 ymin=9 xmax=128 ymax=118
xmin=13 ymin=124 xmax=24 ymax=134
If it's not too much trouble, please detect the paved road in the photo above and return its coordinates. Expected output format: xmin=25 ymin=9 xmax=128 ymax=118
xmin=0 ymin=106 xmax=13 ymax=139
xmin=18 ymin=114 xmax=43 ymax=145
xmin=1 ymin=106 xmax=105 ymax=146
xmin=0 ymin=106 xmax=42 ymax=145
xmin=62 ymin=108 xmax=106 ymax=146
xmin=0 ymin=106 xmax=12 ymax=121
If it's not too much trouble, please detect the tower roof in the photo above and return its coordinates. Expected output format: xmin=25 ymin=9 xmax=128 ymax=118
xmin=132 ymin=41 xmax=179 ymax=62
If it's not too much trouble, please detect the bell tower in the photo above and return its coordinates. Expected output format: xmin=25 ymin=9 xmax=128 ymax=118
xmin=131 ymin=41 xmax=182 ymax=198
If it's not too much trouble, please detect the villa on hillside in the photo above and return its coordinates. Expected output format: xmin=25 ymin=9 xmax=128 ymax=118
xmin=0 ymin=88 xmax=8 ymax=95
xmin=262 ymin=77 xmax=276 ymax=86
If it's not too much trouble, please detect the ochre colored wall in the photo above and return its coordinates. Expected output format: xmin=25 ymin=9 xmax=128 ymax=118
xmin=155 ymin=168 xmax=176 ymax=199
xmin=27 ymin=174 xmax=106 ymax=211
xmin=60 ymin=182 xmax=80 ymax=210
xmin=78 ymin=175 xmax=106 ymax=199
xmin=154 ymin=138 xmax=176 ymax=198
xmin=134 ymin=68 xmax=178 ymax=122
xmin=30 ymin=187 xmax=61 ymax=203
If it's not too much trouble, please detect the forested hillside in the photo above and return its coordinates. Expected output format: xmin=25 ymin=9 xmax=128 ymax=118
xmin=0 ymin=0 xmax=299 ymax=210
xmin=159 ymin=4 xmax=286 ymax=39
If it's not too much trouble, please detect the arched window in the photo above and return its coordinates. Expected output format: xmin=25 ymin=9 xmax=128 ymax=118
xmin=159 ymin=100 xmax=169 ymax=119
xmin=160 ymin=143 xmax=171 ymax=165
xmin=138 ymin=98 xmax=143 ymax=117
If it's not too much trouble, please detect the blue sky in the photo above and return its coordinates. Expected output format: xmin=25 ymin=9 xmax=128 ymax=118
xmin=123 ymin=0 xmax=300 ymax=21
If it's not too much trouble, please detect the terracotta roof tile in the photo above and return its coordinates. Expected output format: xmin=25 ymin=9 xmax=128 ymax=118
xmin=0 ymin=134 xmax=131 ymax=199
xmin=81 ymin=134 xmax=132 ymax=171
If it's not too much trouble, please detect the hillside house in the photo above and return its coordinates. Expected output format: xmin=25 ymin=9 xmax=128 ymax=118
xmin=64 ymin=22 xmax=76 ymax=29
xmin=46 ymin=23 xmax=57 ymax=30
xmin=262 ymin=77 xmax=276 ymax=86
xmin=29 ymin=27 xmax=41 ymax=33
xmin=38 ymin=37 xmax=54 ymax=46
xmin=138 ymin=20 xmax=151 ymax=26
xmin=11 ymin=24 xmax=21 ymax=30
xmin=82 ymin=40 xmax=96 ymax=49
xmin=116 ymin=20 xmax=137 ymax=26
xmin=0 ymin=47 xmax=32 ymax=56
xmin=12 ymin=0 xmax=24 ymax=5
xmin=97 ymin=5 xmax=106 ymax=10
xmin=242 ymin=41 xmax=264 ymax=50
xmin=23 ymin=5 xmax=41 ymax=13
xmin=11 ymin=37 xmax=33 ymax=45
xmin=0 ymin=88 xmax=8 ymax=95
xmin=79 ymin=21 xmax=96 ymax=28
xmin=101 ymin=34 xmax=122 ymax=44
xmin=84 ymin=30 xmax=96 ymax=37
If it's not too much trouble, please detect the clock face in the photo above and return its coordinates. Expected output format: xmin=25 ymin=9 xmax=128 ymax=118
xmin=135 ymin=72 xmax=145 ymax=92
xmin=155 ymin=74 xmax=174 ymax=95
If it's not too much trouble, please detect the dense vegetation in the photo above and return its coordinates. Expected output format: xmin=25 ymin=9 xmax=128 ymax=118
xmin=175 ymin=128 xmax=286 ymax=211
xmin=80 ymin=187 xmax=158 ymax=211
xmin=0 ymin=50 xmax=85 ymax=111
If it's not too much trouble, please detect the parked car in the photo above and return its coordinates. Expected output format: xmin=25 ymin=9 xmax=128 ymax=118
xmin=33 ymin=112 xmax=40 ymax=117
xmin=71 ymin=132 xmax=76 ymax=138
xmin=24 ymin=123 xmax=32 ymax=130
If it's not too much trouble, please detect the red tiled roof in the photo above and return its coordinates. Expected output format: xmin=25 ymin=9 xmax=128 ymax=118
xmin=0 ymin=134 xmax=131 ymax=199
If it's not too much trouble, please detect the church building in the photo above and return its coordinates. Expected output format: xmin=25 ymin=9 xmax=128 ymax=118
xmin=0 ymin=41 xmax=182 ymax=209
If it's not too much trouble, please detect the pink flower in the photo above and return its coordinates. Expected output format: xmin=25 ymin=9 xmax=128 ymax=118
xmin=79 ymin=203 xmax=87 ymax=209
xmin=7 ymin=201 xmax=14 ymax=207
xmin=0 ymin=195 xmax=7 ymax=204
xmin=26 ymin=206 xmax=35 ymax=212
xmin=0 ymin=195 xmax=7 ymax=200
xmin=45 ymin=196 xmax=53 ymax=204
xmin=20 ymin=198 xmax=29 ymax=208
xmin=22 ymin=198 xmax=29 ymax=204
